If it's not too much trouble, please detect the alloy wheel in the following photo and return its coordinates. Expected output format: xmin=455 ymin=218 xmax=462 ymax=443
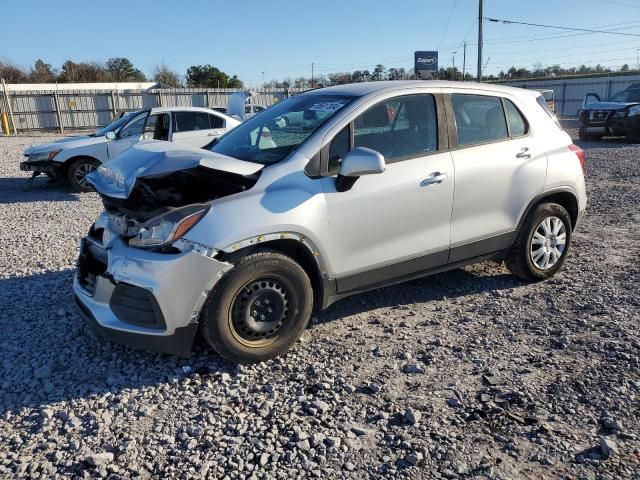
xmin=529 ymin=216 xmax=567 ymax=270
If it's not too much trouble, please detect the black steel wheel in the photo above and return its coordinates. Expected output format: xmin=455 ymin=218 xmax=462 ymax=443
xmin=201 ymin=250 xmax=313 ymax=363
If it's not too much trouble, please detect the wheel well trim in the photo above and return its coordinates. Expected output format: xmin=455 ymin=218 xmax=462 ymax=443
xmin=514 ymin=187 xmax=580 ymax=243
xmin=219 ymin=232 xmax=333 ymax=312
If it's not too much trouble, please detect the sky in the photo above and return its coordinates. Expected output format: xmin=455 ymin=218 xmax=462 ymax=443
xmin=3 ymin=0 xmax=640 ymax=85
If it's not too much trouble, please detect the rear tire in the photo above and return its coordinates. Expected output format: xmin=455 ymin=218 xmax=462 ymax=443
xmin=625 ymin=129 xmax=640 ymax=143
xmin=200 ymin=250 xmax=313 ymax=363
xmin=67 ymin=157 xmax=99 ymax=192
xmin=505 ymin=203 xmax=572 ymax=282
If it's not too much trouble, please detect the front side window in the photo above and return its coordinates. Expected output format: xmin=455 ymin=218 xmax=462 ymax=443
xmin=119 ymin=112 xmax=148 ymax=139
xmin=211 ymin=94 xmax=355 ymax=165
xmin=353 ymin=94 xmax=438 ymax=162
xmin=608 ymin=89 xmax=640 ymax=103
xmin=452 ymin=94 xmax=508 ymax=146
xmin=504 ymin=99 xmax=528 ymax=137
xmin=328 ymin=125 xmax=350 ymax=173
xmin=144 ymin=113 xmax=170 ymax=141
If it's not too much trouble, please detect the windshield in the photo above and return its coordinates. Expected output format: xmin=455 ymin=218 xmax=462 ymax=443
xmin=211 ymin=94 xmax=355 ymax=165
xmin=94 ymin=112 xmax=135 ymax=137
xmin=608 ymin=89 xmax=640 ymax=103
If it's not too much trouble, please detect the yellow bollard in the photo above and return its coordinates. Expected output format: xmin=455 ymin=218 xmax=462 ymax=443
xmin=1 ymin=112 xmax=10 ymax=135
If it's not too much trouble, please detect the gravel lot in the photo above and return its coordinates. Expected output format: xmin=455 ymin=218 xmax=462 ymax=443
xmin=1 ymin=132 xmax=638 ymax=479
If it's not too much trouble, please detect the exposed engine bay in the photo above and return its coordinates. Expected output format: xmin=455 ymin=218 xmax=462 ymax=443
xmin=98 ymin=166 xmax=260 ymax=233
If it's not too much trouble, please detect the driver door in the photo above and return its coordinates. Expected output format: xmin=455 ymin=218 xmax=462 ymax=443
xmin=321 ymin=93 xmax=454 ymax=292
xmin=107 ymin=111 xmax=148 ymax=159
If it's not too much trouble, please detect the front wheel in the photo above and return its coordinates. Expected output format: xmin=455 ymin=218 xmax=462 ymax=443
xmin=200 ymin=250 xmax=313 ymax=363
xmin=67 ymin=158 xmax=99 ymax=192
xmin=505 ymin=203 xmax=573 ymax=282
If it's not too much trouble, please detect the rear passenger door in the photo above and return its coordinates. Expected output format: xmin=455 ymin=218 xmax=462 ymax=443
xmin=321 ymin=93 xmax=455 ymax=290
xmin=447 ymin=92 xmax=547 ymax=261
xmin=171 ymin=111 xmax=219 ymax=148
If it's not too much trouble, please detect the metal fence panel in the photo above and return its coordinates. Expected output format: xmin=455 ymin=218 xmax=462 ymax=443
xmin=0 ymin=87 xmax=304 ymax=133
xmin=500 ymin=74 xmax=640 ymax=117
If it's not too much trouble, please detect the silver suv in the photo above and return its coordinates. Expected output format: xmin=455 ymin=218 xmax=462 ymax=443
xmin=74 ymin=81 xmax=587 ymax=363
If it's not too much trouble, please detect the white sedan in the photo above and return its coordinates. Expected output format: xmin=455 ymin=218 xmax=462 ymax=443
xmin=21 ymin=107 xmax=240 ymax=191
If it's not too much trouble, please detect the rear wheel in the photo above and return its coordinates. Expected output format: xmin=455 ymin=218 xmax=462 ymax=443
xmin=200 ymin=250 xmax=313 ymax=363
xmin=505 ymin=203 xmax=573 ymax=282
xmin=67 ymin=157 xmax=99 ymax=192
xmin=625 ymin=128 xmax=640 ymax=143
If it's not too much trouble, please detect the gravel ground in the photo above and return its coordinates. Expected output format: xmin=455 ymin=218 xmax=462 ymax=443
xmin=0 ymin=132 xmax=638 ymax=479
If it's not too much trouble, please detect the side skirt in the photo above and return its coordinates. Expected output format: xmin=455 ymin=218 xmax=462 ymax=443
xmin=321 ymin=231 xmax=515 ymax=309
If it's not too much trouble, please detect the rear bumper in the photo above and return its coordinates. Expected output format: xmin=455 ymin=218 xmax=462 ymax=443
xmin=73 ymin=217 xmax=233 ymax=356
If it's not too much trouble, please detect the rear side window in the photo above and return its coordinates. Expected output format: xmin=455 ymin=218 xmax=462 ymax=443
xmin=209 ymin=114 xmax=224 ymax=129
xmin=537 ymin=95 xmax=563 ymax=129
xmin=173 ymin=112 xmax=211 ymax=132
xmin=353 ymin=94 xmax=438 ymax=162
xmin=504 ymin=99 xmax=528 ymax=137
xmin=452 ymin=94 xmax=508 ymax=146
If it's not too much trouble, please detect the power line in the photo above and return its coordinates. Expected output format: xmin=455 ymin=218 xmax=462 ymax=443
xmin=437 ymin=0 xmax=460 ymax=49
xmin=485 ymin=17 xmax=640 ymax=37
xmin=601 ymin=0 xmax=640 ymax=9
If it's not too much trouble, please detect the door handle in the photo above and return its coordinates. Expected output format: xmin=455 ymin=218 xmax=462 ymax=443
xmin=420 ymin=172 xmax=448 ymax=187
xmin=516 ymin=147 xmax=531 ymax=159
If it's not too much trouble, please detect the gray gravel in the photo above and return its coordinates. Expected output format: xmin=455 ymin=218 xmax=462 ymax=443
xmin=1 ymin=132 xmax=639 ymax=479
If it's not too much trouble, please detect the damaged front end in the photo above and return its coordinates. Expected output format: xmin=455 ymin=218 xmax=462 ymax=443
xmin=74 ymin=141 xmax=263 ymax=356
xmin=87 ymin=141 xmax=263 ymax=243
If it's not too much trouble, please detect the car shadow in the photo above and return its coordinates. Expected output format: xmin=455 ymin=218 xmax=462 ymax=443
xmin=317 ymin=266 xmax=523 ymax=324
xmin=0 ymin=264 xmax=523 ymax=415
xmin=0 ymin=177 xmax=81 ymax=203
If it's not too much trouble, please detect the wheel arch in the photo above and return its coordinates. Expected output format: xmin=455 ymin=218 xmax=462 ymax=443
xmin=516 ymin=188 xmax=579 ymax=239
xmin=61 ymin=154 xmax=101 ymax=173
xmin=218 ymin=236 xmax=333 ymax=313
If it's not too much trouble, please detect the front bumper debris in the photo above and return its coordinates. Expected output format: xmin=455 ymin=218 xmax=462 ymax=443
xmin=581 ymin=110 xmax=640 ymax=136
xmin=20 ymin=159 xmax=60 ymax=173
xmin=73 ymin=217 xmax=233 ymax=357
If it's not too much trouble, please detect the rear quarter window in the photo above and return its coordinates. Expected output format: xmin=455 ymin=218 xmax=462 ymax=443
xmin=536 ymin=96 xmax=563 ymax=130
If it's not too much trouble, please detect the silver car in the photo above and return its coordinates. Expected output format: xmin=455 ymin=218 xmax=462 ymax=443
xmin=74 ymin=81 xmax=587 ymax=363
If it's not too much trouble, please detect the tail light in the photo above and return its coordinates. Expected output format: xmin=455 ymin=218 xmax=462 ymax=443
xmin=568 ymin=144 xmax=585 ymax=170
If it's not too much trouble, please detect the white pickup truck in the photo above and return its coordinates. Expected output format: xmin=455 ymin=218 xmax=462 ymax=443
xmin=21 ymin=107 xmax=240 ymax=191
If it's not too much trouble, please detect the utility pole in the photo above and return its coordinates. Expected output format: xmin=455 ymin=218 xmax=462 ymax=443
xmin=477 ymin=0 xmax=483 ymax=82
xmin=311 ymin=62 xmax=314 ymax=89
xmin=452 ymin=54 xmax=456 ymax=80
xmin=262 ymin=71 xmax=265 ymax=88
xmin=463 ymin=41 xmax=467 ymax=80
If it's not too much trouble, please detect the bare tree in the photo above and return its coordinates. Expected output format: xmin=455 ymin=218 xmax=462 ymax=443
xmin=151 ymin=62 xmax=181 ymax=87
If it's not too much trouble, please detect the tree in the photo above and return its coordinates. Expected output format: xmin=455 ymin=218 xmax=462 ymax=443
xmin=29 ymin=59 xmax=56 ymax=83
xmin=151 ymin=62 xmax=181 ymax=87
xmin=59 ymin=60 xmax=110 ymax=82
xmin=371 ymin=64 xmax=387 ymax=81
xmin=621 ymin=64 xmax=630 ymax=72
xmin=185 ymin=64 xmax=243 ymax=88
xmin=106 ymin=57 xmax=146 ymax=82
xmin=0 ymin=61 xmax=27 ymax=83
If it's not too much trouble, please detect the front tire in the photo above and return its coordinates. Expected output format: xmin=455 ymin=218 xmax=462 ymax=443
xmin=67 ymin=157 xmax=99 ymax=192
xmin=201 ymin=250 xmax=313 ymax=363
xmin=506 ymin=203 xmax=573 ymax=282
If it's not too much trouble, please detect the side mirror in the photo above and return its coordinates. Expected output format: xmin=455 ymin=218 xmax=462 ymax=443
xmin=336 ymin=147 xmax=385 ymax=192
xmin=105 ymin=131 xmax=116 ymax=140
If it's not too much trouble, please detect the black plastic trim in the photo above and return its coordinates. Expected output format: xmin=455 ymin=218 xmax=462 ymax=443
xmin=109 ymin=283 xmax=167 ymax=330
xmin=449 ymin=231 xmax=514 ymax=263
xmin=74 ymin=294 xmax=197 ymax=357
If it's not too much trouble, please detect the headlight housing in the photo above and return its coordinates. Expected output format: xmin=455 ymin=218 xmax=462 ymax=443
xmin=628 ymin=105 xmax=640 ymax=116
xmin=128 ymin=204 xmax=210 ymax=248
xmin=28 ymin=149 xmax=61 ymax=162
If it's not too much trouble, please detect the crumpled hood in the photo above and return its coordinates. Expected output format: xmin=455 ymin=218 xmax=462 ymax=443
xmin=87 ymin=140 xmax=264 ymax=199
xmin=23 ymin=135 xmax=104 ymax=155
xmin=585 ymin=101 xmax=639 ymax=111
